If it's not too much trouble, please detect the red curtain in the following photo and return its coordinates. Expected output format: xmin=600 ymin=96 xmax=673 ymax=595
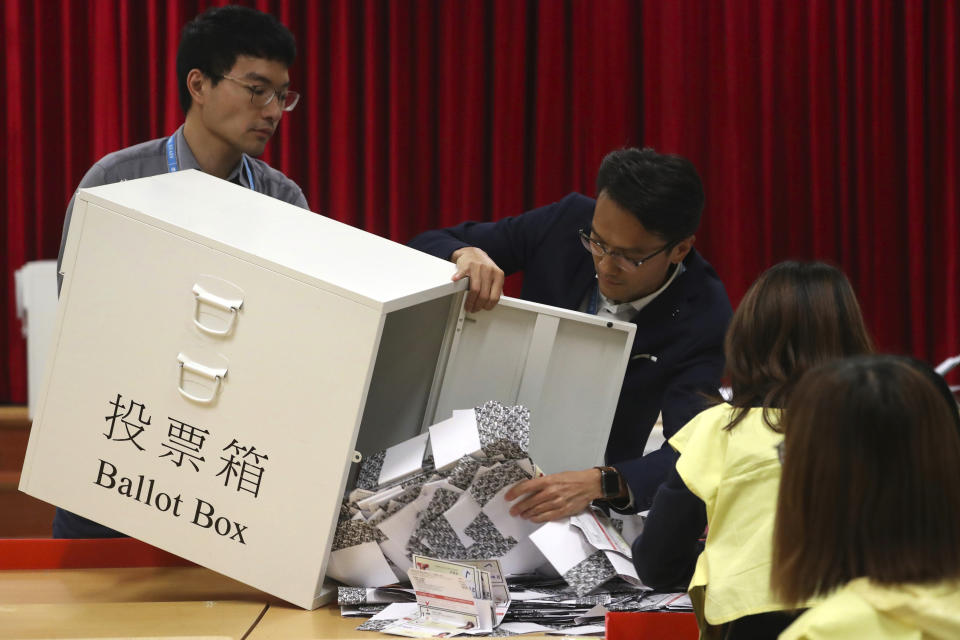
xmin=3 ymin=0 xmax=958 ymax=403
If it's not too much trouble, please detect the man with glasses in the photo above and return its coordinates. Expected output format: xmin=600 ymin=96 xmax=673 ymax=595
xmin=53 ymin=5 xmax=306 ymax=538
xmin=409 ymin=148 xmax=732 ymax=522
xmin=56 ymin=5 xmax=306 ymax=291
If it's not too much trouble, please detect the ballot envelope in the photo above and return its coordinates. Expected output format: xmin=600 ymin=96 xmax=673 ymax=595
xmin=19 ymin=170 xmax=635 ymax=609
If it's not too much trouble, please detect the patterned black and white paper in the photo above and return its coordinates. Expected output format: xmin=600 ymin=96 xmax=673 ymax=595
xmin=383 ymin=484 xmax=424 ymax=516
xmin=475 ymin=401 xmax=530 ymax=460
xmin=464 ymin=512 xmax=519 ymax=558
xmin=332 ymin=519 xmax=385 ymax=552
xmin=407 ymin=487 xmax=467 ymax=559
xmin=416 ymin=487 xmax=463 ymax=529
xmin=418 ymin=514 xmax=470 ymax=559
xmin=561 ymin=550 xmax=619 ymax=597
xmin=356 ymin=618 xmax=395 ymax=632
xmin=468 ymin=460 xmax=533 ymax=506
xmin=355 ymin=450 xmax=386 ymax=490
xmin=337 ymin=586 xmax=367 ymax=605
xmin=446 ymin=456 xmax=482 ymax=490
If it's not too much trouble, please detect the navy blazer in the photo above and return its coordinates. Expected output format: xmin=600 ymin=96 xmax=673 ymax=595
xmin=409 ymin=193 xmax=732 ymax=510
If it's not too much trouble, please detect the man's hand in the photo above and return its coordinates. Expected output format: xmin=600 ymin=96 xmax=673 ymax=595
xmin=450 ymin=247 xmax=505 ymax=313
xmin=504 ymin=469 xmax=603 ymax=523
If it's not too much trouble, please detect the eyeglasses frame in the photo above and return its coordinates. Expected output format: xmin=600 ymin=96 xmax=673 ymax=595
xmin=578 ymin=228 xmax=675 ymax=271
xmin=218 ymin=74 xmax=300 ymax=112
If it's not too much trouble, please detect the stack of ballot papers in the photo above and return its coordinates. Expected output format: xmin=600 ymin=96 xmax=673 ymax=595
xmin=339 ymin=579 xmax=692 ymax=636
xmin=327 ymin=401 xmax=548 ymax=586
xmin=328 ymin=402 xmax=641 ymax=588
xmin=327 ymin=401 xmax=674 ymax=635
xmin=368 ymin=555 xmax=511 ymax=636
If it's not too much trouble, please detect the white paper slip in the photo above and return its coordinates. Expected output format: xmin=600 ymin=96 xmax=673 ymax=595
xmin=326 ymin=540 xmax=398 ymax=587
xmin=366 ymin=602 xmax=421 ymax=623
xmin=636 ymin=592 xmax=684 ymax=610
xmin=571 ymin=508 xmax=632 ymax=557
xmin=410 ymin=555 xmax=509 ymax=627
xmin=480 ymin=486 xmax=548 ymax=576
xmin=378 ymin=500 xmax=431 ymax=572
xmin=349 ymin=487 xmax=376 ymax=503
xmin=382 ymin=616 xmax=469 ymax=638
xmin=411 ymin=556 xmax=482 ymax=600
xmin=380 ymin=432 xmax=431 ymax=485
xmin=609 ymin=511 xmax=644 ymax=546
xmin=407 ymin=568 xmax=490 ymax=631
xmin=355 ymin=587 xmax=417 ymax=604
xmin=546 ymin=624 xmax=606 ymax=635
xmin=498 ymin=622 xmax=606 ymax=636
xmin=450 ymin=558 xmax=510 ymax=624
xmin=664 ymin=593 xmax=693 ymax=610
xmin=574 ymin=603 xmax=609 ymax=624
xmin=528 ymin=519 xmax=596 ymax=575
xmin=605 ymin=548 xmax=642 ymax=585
xmin=407 ymin=568 xmax=482 ymax=618
xmin=450 ymin=559 xmax=509 ymax=606
xmin=452 ymin=409 xmax=479 ymax=428
xmin=507 ymin=589 xmax=560 ymax=601
xmin=443 ymin=490 xmax=484 ymax=547
xmin=430 ymin=412 xmax=483 ymax=471
xmin=498 ymin=622 xmax=549 ymax=634
xmin=377 ymin=480 xmax=463 ymax=572
xmin=358 ymin=484 xmax=405 ymax=513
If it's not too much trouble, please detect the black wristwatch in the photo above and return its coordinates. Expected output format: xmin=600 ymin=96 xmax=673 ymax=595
xmin=595 ymin=466 xmax=623 ymax=499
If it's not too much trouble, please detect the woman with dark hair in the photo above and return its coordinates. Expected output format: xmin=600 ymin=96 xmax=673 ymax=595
xmin=774 ymin=355 xmax=960 ymax=639
xmin=633 ymin=261 xmax=873 ymax=639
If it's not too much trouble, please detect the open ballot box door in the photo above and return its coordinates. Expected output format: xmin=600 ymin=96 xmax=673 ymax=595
xmin=19 ymin=170 xmax=635 ymax=610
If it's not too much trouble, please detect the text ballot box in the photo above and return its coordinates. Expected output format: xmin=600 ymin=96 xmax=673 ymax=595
xmin=19 ymin=170 xmax=635 ymax=609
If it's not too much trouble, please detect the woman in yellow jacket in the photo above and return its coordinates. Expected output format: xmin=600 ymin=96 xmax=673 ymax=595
xmin=773 ymin=355 xmax=960 ymax=640
xmin=633 ymin=261 xmax=873 ymax=639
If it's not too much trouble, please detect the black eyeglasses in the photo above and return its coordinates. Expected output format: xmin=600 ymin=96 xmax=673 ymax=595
xmin=219 ymin=75 xmax=300 ymax=111
xmin=578 ymin=228 xmax=672 ymax=272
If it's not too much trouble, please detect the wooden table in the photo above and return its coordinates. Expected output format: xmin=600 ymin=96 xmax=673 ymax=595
xmin=0 ymin=540 xmax=554 ymax=639
xmin=0 ymin=538 xmax=698 ymax=639
xmin=0 ymin=565 xmax=420 ymax=640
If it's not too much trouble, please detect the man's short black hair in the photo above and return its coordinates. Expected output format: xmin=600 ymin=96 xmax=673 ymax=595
xmin=595 ymin=147 xmax=705 ymax=243
xmin=176 ymin=5 xmax=297 ymax=113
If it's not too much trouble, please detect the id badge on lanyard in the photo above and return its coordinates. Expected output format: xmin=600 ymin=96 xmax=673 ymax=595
xmin=166 ymin=135 xmax=256 ymax=192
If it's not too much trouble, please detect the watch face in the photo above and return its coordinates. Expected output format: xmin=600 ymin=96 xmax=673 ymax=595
xmin=601 ymin=468 xmax=620 ymax=498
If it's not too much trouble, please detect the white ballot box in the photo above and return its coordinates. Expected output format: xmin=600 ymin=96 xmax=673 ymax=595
xmin=19 ymin=170 xmax=635 ymax=609
xmin=15 ymin=260 xmax=59 ymax=418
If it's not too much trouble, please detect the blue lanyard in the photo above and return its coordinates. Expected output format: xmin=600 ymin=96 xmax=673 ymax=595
xmin=165 ymin=136 xmax=256 ymax=192
xmin=165 ymin=135 xmax=178 ymax=174
xmin=586 ymin=281 xmax=600 ymax=315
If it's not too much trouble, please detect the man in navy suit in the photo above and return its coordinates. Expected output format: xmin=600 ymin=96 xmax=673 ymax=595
xmin=408 ymin=148 xmax=732 ymax=521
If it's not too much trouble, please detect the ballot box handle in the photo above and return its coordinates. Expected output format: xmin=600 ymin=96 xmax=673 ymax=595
xmin=192 ymin=283 xmax=243 ymax=336
xmin=177 ymin=352 xmax=227 ymax=404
